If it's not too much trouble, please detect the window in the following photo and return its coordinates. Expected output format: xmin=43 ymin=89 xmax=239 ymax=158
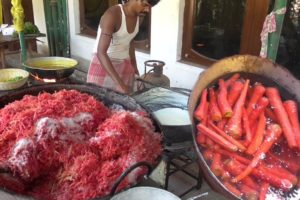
xmin=275 ymin=0 xmax=300 ymax=79
xmin=182 ymin=0 xmax=271 ymax=66
xmin=79 ymin=0 xmax=151 ymax=52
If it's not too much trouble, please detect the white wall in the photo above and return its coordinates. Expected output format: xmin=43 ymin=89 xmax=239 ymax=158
xmin=33 ymin=0 xmax=205 ymax=89
xmin=32 ymin=0 xmax=48 ymax=54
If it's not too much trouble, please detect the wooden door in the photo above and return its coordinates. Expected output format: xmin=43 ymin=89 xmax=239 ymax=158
xmin=44 ymin=0 xmax=70 ymax=57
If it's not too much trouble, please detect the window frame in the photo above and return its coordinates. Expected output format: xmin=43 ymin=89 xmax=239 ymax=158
xmin=181 ymin=0 xmax=270 ymax=67
xmin=79 ymin=0 xmax=97 ymax=38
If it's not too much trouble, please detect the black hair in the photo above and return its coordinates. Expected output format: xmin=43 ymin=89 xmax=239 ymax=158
xmin=118 ymin=0 xmax=160 ymax=7
xmin=148 ymin=0 xmax=160 ymax=7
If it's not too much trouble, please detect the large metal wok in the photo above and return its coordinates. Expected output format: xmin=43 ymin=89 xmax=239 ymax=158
xmin=0 ymin=83 xmax=162 ymax=200
xmin=22 ymin=57 xmax=78 ymax=80
xmin=188 ymin=55 xmax=300 ymax=200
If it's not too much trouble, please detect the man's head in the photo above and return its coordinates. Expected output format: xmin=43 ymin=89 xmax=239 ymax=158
xmin=144 ymin=0 xmax=160 ymax=7
xmin=120 ymin=0 xmax=160 ymax=7
xmin=121 ymin=0 xmax=160 ymax=16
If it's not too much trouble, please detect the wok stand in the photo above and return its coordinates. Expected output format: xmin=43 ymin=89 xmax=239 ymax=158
xmin=132 ymin=86 xmax=203 ymax=197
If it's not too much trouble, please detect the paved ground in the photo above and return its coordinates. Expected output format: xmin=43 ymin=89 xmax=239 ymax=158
xmin=160 ymin=160 xmax=227 ymax=200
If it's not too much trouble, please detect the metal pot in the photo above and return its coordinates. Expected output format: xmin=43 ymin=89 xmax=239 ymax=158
xmin=0 ymin=83 xmax=162 ymax=200
xmin=188 ymin=55 xmax=300 ymax=200
xmin=23 ymin=57 xmax=78 ymax=80
xmin=111 ymin=187 xmax=181 ymax=200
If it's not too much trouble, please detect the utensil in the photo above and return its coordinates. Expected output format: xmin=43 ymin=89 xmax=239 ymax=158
xmin=188 ymin=55 xmax=300 ymax=200
xmin=0 ymin=68 xmax=29 ymax=90
xmin=111 ymin=186 xmax=181 ymax=200
xmin=23 ymin=56 xmax=78 ymax=80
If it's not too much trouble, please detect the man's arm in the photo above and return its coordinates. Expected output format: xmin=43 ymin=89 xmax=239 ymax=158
xmin=129 ymin=41 xmax=139 ymax=75
xmin=96 ymin=7 xmax=129 ymax=93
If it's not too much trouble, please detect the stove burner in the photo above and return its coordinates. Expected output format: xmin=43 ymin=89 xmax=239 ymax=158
xmin=32 ymin=74 xmax=57 ymax=83
xmin=27 ymin=74 xmax=83 ymax=87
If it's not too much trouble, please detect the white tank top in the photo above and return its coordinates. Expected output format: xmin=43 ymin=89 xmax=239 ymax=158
xmin=93 ymin=4 xmax=139 ymax=60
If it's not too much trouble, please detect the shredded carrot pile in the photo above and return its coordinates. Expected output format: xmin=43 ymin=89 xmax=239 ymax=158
xmin=0 ymin=90 xmax=162 ymax=200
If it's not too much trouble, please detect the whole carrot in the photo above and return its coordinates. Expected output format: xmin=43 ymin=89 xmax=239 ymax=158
xmin=217 ymin=149 xmax=250 ymax=165
xmin=227 ymin=81 xmax=244 ymax=107
xmin=247 ymin=84 xmax=266 ymax=115
xmin=201 ymin=103 xmax=209 ymax=126
xmin=225 ymin=73 xmax=240 ymax=88
xmin=230 ymin=159 xmax=294 ymax=191
xmin=197 ymin=124 xmax=238 ymax=152
xmin=224 ymin=159 xmax=258 ymax=190
xmin=194 ymin=88 xmax=208 ymax=121
xmin=208 ymin=121 xmax=246 ymax=151
xmin=221 ymin=170 xmax=231 ymax=181
xmin=249 ymin=97 xmax=269 ymax=126
xmin=211 ymin=152 xmax=223 ymax=177
xmin=265 ymin=107 xmax=277 ymax=122
xmin=242 ymin=108 xmax=252 ymax=144
xmin=246 ymin=113 xmax=266 ymax=155
xmin=232 ymin=124 xmax=282 ymax=183
xmin=217 ymin=118 xmax=227 ymax=130
xmin=240 ymin=184 xmax=259 ymax=200
xmin=223 ymin=182 xmax=243 ymax=198
xmin=202 ymin=149 xmax=214 ymax=161
xmin=255 ymin=166 xmax=294 ymax=191
xmin=218 ymin=148 xmax=297 ymax=183
xmin=266 ymin=152 xmax=300 ymax=174
xmin=283 ymin=100 xmax=300 ymax=149
xmin=196 ymin=131 xmax=207 ymax=147
xmin=205 ymin=137 xmax=215 ymax=148
xmin=259 ymin=182 xmax=269 ymax=200
xmin=208 ymin=88 xmax=222 ymax=121
xmin=217 ymin=79 xmax=233 ymax=118
xmin=266 ymin=88 xmax=297 ymax=148
xmin=226 ymin=79 xmax=250 ymax=138
xmin=262 ymin=165 xmax=298 ymax=185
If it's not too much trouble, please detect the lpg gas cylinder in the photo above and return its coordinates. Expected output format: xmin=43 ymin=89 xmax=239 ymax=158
xmin=140 ymin=60 xmax=170 ymax=88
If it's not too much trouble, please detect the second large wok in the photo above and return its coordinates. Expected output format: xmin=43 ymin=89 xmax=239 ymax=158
xmin=188 ymin=55 xmax=300 ymax=200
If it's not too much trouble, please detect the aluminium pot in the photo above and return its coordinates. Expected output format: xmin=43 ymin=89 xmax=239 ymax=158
xmin=111 ymin=186 xmax=181 ymax=200
xmin=0 ymin=83 xmax=162 ymax=200
xmin=23 ymin=57 xmax=78 ymax=80
xmin=188 ymin=55 xmax=300 ymax=200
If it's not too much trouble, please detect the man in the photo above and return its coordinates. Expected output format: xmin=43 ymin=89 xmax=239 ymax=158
xmin=87 ymin=0 xmax=160 ymax=94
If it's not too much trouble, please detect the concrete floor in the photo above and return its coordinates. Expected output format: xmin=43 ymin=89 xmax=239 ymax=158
xmin=160 ymin=159 xmax=227 ymax=200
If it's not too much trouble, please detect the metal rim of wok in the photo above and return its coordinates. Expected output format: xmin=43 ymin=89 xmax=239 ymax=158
xmin=188 ymin=55 xmax=300 ymax=200
xmin=22 ymin=57 xmax=78 ymax=80
xmin=0 ymin=83 xmax=163 ymax=200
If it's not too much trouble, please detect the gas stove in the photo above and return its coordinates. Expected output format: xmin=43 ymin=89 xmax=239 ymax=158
xmin=26 ymin=74 xmax=84 ymax=87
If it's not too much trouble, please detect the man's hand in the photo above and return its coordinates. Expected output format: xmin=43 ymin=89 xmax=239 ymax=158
xmin=119 ymin=81 xmax=130 ymax=94
xmin=135 ymin=69 xmax=140 ymax=76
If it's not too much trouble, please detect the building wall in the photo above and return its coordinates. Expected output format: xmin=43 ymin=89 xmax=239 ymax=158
xmin=33 ymin=0 xmax=205 ymax=89
xmin=32 ymin=0 xmax=48 ymax=54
